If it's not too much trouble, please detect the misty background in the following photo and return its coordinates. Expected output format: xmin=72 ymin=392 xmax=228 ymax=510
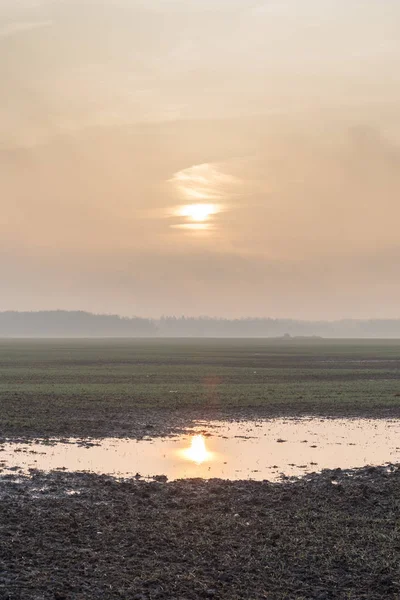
xmin=2 ymin=312 xmax=400 ymax=338
xmin=1 ymin=1 xmax=400 ymax=321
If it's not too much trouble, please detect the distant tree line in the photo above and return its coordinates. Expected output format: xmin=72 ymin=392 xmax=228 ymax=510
xmin=1 ymin=311 xmax=400 ymax=338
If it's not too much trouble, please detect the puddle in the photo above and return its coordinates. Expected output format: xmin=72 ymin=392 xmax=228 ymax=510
xmin=1 ymin=418 xmax=399 ymax=482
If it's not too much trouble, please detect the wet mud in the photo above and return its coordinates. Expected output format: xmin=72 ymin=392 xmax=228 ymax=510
xmin=1 ymin=465 xmax=399 ymax=599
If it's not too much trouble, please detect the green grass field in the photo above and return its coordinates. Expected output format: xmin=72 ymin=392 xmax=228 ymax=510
xmin=1 ymin=338 xmax=400 ymax=438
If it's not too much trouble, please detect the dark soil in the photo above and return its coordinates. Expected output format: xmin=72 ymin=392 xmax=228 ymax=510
xmin=1 ymin=465 xmax=399 ymax=599
xmin=4 ymin=404 xmax=400 ymax=445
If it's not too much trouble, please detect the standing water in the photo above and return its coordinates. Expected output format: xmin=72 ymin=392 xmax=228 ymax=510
xmin=1 ymin=418 xmax=399 ymax=481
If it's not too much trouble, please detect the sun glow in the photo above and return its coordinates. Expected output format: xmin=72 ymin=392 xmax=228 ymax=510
xmin=171 ymin=223 xmax=212 ymax=231
xmin=182 ymin=434 xmax=212 ymax=465
xmin=168 ymin=162 xmax=233 ymax=231
xmin=178 ymin=203 xmax=218 ymax=222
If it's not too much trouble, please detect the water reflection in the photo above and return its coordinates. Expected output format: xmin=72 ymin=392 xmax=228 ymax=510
xmin=180 ymin=434 xmax=213 ymax=464
xmin=1 ymin=418 xmax=399 ymax=482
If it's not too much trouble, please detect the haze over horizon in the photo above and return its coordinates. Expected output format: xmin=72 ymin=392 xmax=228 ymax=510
xmin=2 ymin=0 xmax=400 ymax=320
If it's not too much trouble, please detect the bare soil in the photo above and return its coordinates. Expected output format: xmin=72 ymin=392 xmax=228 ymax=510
xmin=1 ymin=465 xmax=399 ymax=600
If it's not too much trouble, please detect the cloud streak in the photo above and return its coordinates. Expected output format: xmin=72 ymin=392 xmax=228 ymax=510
xmin=0 ymin=20 xmax=52 ymax=38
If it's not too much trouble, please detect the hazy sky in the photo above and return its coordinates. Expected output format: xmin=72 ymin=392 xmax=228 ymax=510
xmin=1 ymin=0 xmax=400 ymax=318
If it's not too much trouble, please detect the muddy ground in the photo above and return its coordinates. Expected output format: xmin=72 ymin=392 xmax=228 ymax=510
xmin=1 ymin=465 xmax=399 ymax=600
xmin=1 ymin=340 xmax=400 ymax=598
xmin=6 ymin=404 xmax=400 ymax=446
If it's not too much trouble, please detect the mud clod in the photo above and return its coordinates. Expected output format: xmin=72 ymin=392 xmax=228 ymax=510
xmin=1 ymin=465 xmax=399 ymax=599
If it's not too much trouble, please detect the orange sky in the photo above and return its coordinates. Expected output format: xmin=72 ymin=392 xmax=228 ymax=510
xmin=1 ymin=0 xmax=400 ymax=318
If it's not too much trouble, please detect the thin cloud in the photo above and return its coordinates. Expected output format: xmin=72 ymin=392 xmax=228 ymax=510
xmin=0 ymin=20 xmax=52 ymax=38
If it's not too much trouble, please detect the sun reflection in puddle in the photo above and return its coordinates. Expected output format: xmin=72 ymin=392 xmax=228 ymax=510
xmin=1 ymin=419 xmax=399 ymax=482
xmin=180 ymin=434 xmax=213 ymax=465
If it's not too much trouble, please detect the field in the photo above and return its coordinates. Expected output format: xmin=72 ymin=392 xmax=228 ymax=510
xmin=1 ymin=339 xmax=400 ymax=599
xmin=2 ymin=466 xmax=399 ymax=600
xmin=1 ymin=338 xmax=400 ymax=440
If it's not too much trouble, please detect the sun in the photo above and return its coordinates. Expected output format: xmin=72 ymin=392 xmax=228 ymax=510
xmin=178 ymin=203 xmax=217 ymax=222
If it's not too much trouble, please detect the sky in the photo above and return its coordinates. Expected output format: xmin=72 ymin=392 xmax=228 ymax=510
xmin=1 ymin=0 xmax=400 ymax=319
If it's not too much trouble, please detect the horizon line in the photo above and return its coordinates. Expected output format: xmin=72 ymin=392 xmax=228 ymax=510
xmin=1 ymin=310 xmax=400 ymax=323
